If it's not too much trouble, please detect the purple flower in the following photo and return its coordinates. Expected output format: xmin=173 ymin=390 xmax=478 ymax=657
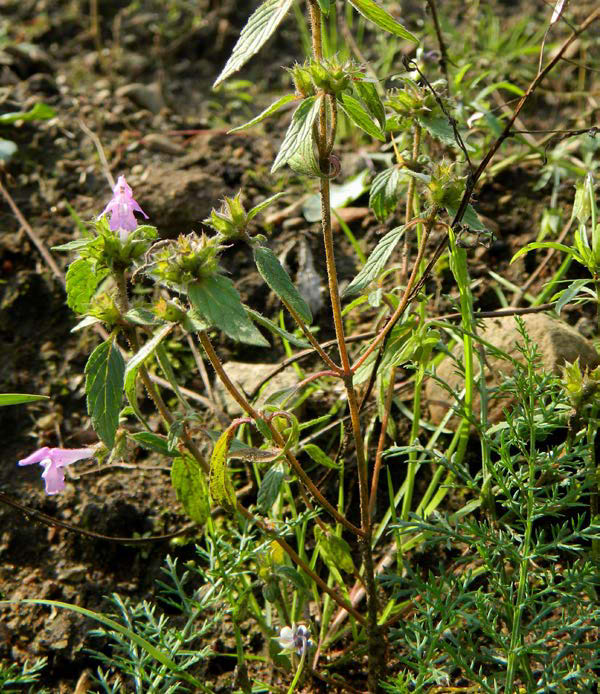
xmin=99 ymin=175 xmax=148 ymax=240
xmin=18 ymin=447 xmax=95 ymax=495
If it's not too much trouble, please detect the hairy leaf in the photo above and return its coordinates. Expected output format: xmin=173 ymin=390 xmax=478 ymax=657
xmin=347 ymin=0 xmax=418 ymax=42
xmin=369 ymin=166 xmax=402 ymax=222
xmin=85 ymin=337 xmax=125 ymax=447
xmin=228 ymin=94 xmax=297 ymax=133
xmin=257 ymin=462 xmax=285 ymax=513
xmin=354 ymin=81 xmax=386 ymax=129
xmin=246 ymin=308 xmax=309 ymax=348
xmin=303 ymin=443 xmax=339 ymax=470
xmin=339 ymin=93 xmax=385 ymax=142
xmin=66 ymin=258 xmax=107 ymax=314
xmin=209 ymin=426 xmax=237 ymax=511
xmin=214 ymin=0 xmax=295 ymax=87
xmin=188 ymin=275 xmax=269 ymax=347
xmin=445 ymin=202 xmax=486 ymax=231
xmin=254 ymin=246 xmax=312 ymax=324
xmin=271 ymin=96 xmax=321 ymax=173
xmin=343 ymin=225 xmax=406 ymax=296
xmin=130 ymin=432 xmax=174 ymax=456
xmin=171 ymin=456 xmax=210 ymax=525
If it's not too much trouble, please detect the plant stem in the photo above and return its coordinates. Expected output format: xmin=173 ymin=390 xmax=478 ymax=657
xmin=198 ymin=330 xmax=363 ymax=537
xmin=308 ymin=1 xmax=382 ymax=689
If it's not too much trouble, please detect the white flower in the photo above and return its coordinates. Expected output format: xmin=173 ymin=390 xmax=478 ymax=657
xmin=276 ymin=624 xmax=313 ymax=656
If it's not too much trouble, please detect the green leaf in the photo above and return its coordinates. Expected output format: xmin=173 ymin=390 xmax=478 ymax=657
xmin=171 ymin=456 xmax=210 ymax=525
xmin=276 ymin=565 xmax=307 ymax=592
xmin=130 ymin=432 xmax=174 ymax=457
xmin=246 ymin=308 xmax=310 ymax=348
xmin=339 ymin=93 xmax=385 ymax=142
xmin=445 ymin=202 xmax=486 ymax=231
xmin=4 ymin=600 xmax=204 ymax=690
xmin=124 ymin=324 xmax=174 ymax=422
xmin=0 ymin=393 xmax=49 ymax=406
xmin=247 ymin=192 xmax=287 ymax=221
xmin=418 ymin=114 xmax=458 ymax=148
xmin=85 ymin=338 xmax=125 ymax=447
xmin=343 ymin=225 xmax=406 ymax=297
xmin=228 ymin=94 xmax=298 ymax=133
xmin=188 ymin=275 xmax=269 ymax=347
xmin=213 ymin=0 xmax=295 ymax=87
xmin=347 ymin=0 xmax=418 ymax=42
xmin=0 ymin=102 xmax=56 ymax=124
xmin=316 ymin=0 xmax=331 ymax=14
xmin=209 ymin=425 xmax=237 ymax=511
xmin=52 ymin=238 xmax=93 ymax=252
xmin=253 ymin=246 xmax=313 ymax=324
xmin=271 ymin=96 xmax=321 ymax=173
xmin=303 ymin=443 xmax=340 ymax=470
xmin=369 ymin=166 xmax=401 ymax=222
xmin=65 ymin=258 xmax=107 ymax=314
xmin=124 ymin=307 xmax=158 ymax=326
xmin=257 ymin=462 xmax=285 ymax=513
xmin=0 ymin=138 xmax=17 ymax=162
xmin=71 ymin=315 xmax=102 ymax=333
xmin=354 ymin=81 xmax=386 ymax=129
xmin=510 ymin=241 xmax=575 ymax=265
xmin=287 ymin=134 xmax=323 ymax=177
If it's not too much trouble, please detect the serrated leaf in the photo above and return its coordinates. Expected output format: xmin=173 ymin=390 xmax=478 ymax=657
xmin=130 ymin=432 xmax=174 ymax=456
xmin=171 ymin=456 xmax=209 ymax=524
xmin=213 ymin=0 xmax=295 ymax=88
xmin=188 ymin=275 xmax=269 ymax=347
xmin=257 ymin=462 xmax=285 ymax=513
xmin=124 ymin=324 xmax=174 ymax=422
xmin=287 ymin=134 xmax=323 ymax=177
xmin=347 ymin=0 xmax=418 ymax=42
xmin=303 ymin=443 xmax=339 ymax=470
xmin=85 ymin=338 xmax=125 ymax=447
xmin=66 ymin=258 xmax=107 ymax=314
xmin=253 ymin=246 xmax=313 ymax=324
xmin=246 ymin=308 xmax=310 ymax=348
xmin=271 ymin=96 xmax=321 ymax=173
xmin=0 ymin=393 xmax=49 ymax=406
xmin=209 ymin=425 xmax=237 ymax=512
xmin=339 ymin=93 xmax=385 ymax=142
xmin=354 ymin=81 xmax=386 ymax=129
xmin=418 ymin=114 xmax=458 ymax=148
xmin=343 ymin=225 xmax=406 ymax=297
xmin=369 ymin=166 xmax=401 ymax=222
xmin=0 ymin=102 xmax=56 ymax=124
xmin=445 ymin=202 xmax=486 ymax=231
xmin=247 ymin=192 xmax=287 ymax=221
xmin=228 ymin=94 xmax=297 ymax=133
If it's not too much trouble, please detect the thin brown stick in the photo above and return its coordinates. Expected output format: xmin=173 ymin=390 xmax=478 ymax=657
xmin=0 ymin=178 xmax=66 ymax=287
xmin=426 ymin=0 xmax=450 ymax=91
xmin=0 ymin=490 xmax=193 ymax=544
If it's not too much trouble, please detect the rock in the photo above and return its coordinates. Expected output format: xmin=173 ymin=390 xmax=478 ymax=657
xmin=214 ymin=362 xmax=300 ymax=416
xmin=142 ymin=133 xmax=186 ymax=155
xmin=116 ymin=82 xmax=165 ymax=114
xmin=426 ymin=313 xmax=600 ymax=426
xmin=136 ymin=167 xmax=225 ymax=237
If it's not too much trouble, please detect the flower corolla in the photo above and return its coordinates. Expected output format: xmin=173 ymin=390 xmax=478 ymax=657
xmin=99 ymin=175 xmax=148 ymax=240
xmin=277 ymin=624 xmax=313 ymax=656
xmin=18 ymin=447 xmax=95 ymax=495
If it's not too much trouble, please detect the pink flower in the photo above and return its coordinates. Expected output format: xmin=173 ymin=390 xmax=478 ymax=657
xmin=99 ymin=175 xmax=148 ymax=240
xmin=18 ymin=447 xmax=95 ymax=495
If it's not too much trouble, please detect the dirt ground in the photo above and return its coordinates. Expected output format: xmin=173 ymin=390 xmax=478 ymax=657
xmin=0 ymin=0 xmax=598 ymax=691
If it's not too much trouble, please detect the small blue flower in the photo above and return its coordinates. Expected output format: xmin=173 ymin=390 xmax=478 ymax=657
xmin=277 ymin=624 xmax=313 ymax=656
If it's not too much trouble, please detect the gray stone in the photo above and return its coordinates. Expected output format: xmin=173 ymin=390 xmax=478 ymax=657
xmin=214 ymin=362 xmax=300 ymax=416
xmin=116 ymin=82 xmax=165 ymax=114
xmin=426 ymin=313 xmax=600 ymax=426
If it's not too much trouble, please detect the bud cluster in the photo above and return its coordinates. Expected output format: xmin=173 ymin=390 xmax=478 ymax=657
xmin=287 ymin=57 xmax=363 ymax=97
xmin=148 ymin=233 xmax=224 ymax=291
